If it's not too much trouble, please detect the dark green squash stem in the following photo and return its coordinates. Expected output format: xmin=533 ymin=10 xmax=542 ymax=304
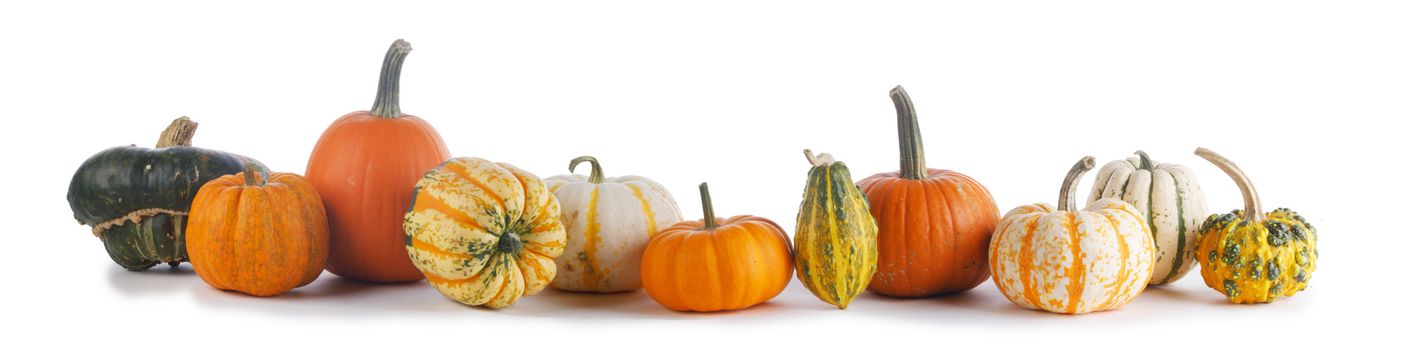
xmin=155 ymin=117 xmax=198 ymax=148
xmin=1195 ymin=147 xmax=1263 ymax=221
xmin=370 ymin=39 xmax=412 ymax=118
xmin=1058 ymin=156 xmax=1096 ymax=212
xmin=1135 ymin=150 xmax=1154 ymax=170
xmin=890 ymin=86 xmax=928 ymax=180
xmin=569 ymin=156 xmax=606 ymax=184
xmin=699 ymin=182 xmax=718 ymax=230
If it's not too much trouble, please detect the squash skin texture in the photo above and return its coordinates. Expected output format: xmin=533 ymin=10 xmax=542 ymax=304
xmin=795 ymin=159 xmax=878 ymax=309
xmin=186 ymin=170 xmax=329 ymax=297
xmin=989 ymin=200 xmax=1155 ymax=314
xmin=856 ymin=169 xmax=1000 ymax=297
xmin=544 ymin=173 xmax=682 ymax=293
xmin=403 ymin=158 xmax=566 ymax=309
xmin=1089 ymin=154 xmax=1208 ymax=285
xmin=1195 ymin=209 xmax=1316 ymax=303
xmin=67 ymin=120 xmax=261 ymax=271
xmin=641 ymin=215 xmax=794 ymax=312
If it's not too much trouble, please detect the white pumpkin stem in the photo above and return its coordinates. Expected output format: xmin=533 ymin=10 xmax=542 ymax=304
xmin=1135 ymin=150 xmax=1154 ymax=170
xmin=370 ymin=39 xmax=412 ymax=118
xmin=155 ymin=117 xmax=198 ymax=148
xmin=891 ymin=86 xmax=928 ymax=180
xmin=803 ymin=149 xmax=836 ymax=167
xmin=568 ymin=156 xmax=606 ymax=184
xmin=699 ymin=182 xmax=718 ymax=230
xmin=1195 ymin=147 xmax=1262 ymax=221
xmin=1058 ymin=156 xmax=1096 ymax=212
xmin=242 ymin=162 xmax=268 ymax=187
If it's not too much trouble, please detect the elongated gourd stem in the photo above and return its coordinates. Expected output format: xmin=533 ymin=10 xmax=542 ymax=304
xmin=370 ymin=39 xmax=412 ymax=118
xmin=1195 ymin=147 xmax=1262 ymax=221
xmin=156 ymin=117 xmax=198 ymax=148
xmin=1135 ymin=150 xmax=1153 ymax=170
xmin=568 ymin=156 xmax=606 ymax=184
xmin=699 ymin=182 xmax=718 ymax=230
xmin=242 ymin=162 xmax=267 ymax=186
xmin=803 ymin=149 xmax=836 ymax=167
xmin=1058 ymin=156 xmax=1096 ymax=212
xmin=891 ymin=86 xmax=927 ymax=180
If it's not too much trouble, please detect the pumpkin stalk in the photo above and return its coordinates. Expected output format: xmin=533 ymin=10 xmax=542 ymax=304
xmin=803 ymin=149 xmax=836 ymax=167
xmin=699 ymin=182 xmax=718 ymax=230
xmin=1058 ymin=156 xmax=1096 ymax=212
xmin=568 ymin=156 xmax=606 ymax=184
xmin=370 ymin=39 xmax=412 ymax=118
xmin=891 ymin=86 xmax=928 ymax=180
xmin=155 ymin=117 xmax=198 ymax=148
xmin=1195 ymin=147 xmax=1262 ymax=221
xmin=1135 ymin=150 xmax=1154 ymax=170
xmin=242 ymin=163 xmax=267 ymax=186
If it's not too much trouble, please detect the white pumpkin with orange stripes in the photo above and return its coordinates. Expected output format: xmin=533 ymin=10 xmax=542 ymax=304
xmin=988 ymin=156 xmax=1155 ymax=314
xmin=544 ymin=156 xmax=682 ymax=293
xmin=403 ymin=157 xmax=567 ymax=309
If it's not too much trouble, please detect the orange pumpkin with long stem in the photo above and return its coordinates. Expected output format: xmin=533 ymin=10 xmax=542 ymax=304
xmin=855 ymin=86 xmax=1001 ymax=297
xmin=187 ymin=164 xmax=329 ymax=297
xmin=306 ymin=39 xmax=450 ymax=283
xmin=640 ymin=183 xmax=794 ymax=312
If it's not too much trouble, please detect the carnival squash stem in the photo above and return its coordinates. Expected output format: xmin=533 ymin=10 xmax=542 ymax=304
xmin=568 ymin=156 xmax=606 ymax=184
xmin=1058 ymin=156 xmax=1096 ymax=211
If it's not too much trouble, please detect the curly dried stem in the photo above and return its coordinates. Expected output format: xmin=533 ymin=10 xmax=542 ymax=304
xmin=803 ymin=149 xmax=836 ymax=167
xmin=1135 ymin=150 xmax=1154 ymax=170
xmin=568 ymin=156 xmax=606 ymax=184
xmin=1195 ymin=147 xmax=1262 ymax=221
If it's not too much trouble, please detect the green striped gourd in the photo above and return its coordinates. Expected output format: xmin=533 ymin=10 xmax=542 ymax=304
xmin=1088 ymin=151 xmax=1208 ymax=285
xmin=794 ymin=149 xmax=878 ymax=309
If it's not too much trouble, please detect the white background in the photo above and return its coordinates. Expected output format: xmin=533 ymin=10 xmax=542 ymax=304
xmin=2 ymin=0 xmax=1409 ymax=348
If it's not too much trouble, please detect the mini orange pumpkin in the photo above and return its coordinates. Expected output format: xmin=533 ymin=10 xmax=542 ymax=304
xmin=640 ymin=183 xmax=794 ymax=312
xmin=187 ymin=164 xmax=330 ymax=297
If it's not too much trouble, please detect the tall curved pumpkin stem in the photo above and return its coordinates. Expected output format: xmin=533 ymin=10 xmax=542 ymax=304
xmin=1058 ymin=156 xmax=1096 ymax=212
xmin=156 ymin=117 xmax=198 ymax=148
xmin=891 ymin=86 xmax=927 ymax=180
xmin=370 ymin=39 xmax=413 ymax=118
xmin=1195 ymin=147 xmax=1262 ymax=221
xmin=569 ymin=156 xmax=606 ymax=184
xmin=699 ymin=182 xmax=718 ymax=230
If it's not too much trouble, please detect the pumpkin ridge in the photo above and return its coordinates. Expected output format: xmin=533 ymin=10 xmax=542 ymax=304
xmin=1162 ymin=174 xmax=1188 ymax=284
xmin=441 ymin=161 xmax=508 ymax=214
xmin=1064 ymin=212 xmax=1086 ymax=314
xmin=1096 ymin=212 xmax=1131 ymax=310
xmin=625 ymin=183 xmax=659 ymax=236
xmin=1018 ymin=218 xmax=1042 ymax=308
xmin=411 ymin=190 xmax=490 ymax=233
xmin=581 ymin=186 xmax=605 ymax=288
xmin=410 ymin=236 xmax=473 ymax=259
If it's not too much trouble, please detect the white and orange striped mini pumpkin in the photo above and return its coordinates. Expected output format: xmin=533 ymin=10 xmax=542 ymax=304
xmin=403 ymin=157 xmax=567 ymax=309
xmin=988 ymin=156 xmax=1155 ymax=314
xmin=544 ymin=156 xmax=682 ymax=293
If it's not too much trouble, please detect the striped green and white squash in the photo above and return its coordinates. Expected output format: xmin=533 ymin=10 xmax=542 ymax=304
xmin=1088 ymin=151 xmax=1208 ymax=285
xmin=544 ymin=156 xmax=682 ymax=293
xmin=794 ymin=150 xmax=878 ymax=309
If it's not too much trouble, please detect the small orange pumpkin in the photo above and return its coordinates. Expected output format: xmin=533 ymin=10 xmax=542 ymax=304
xmin=187 ymin=164 xmax=330 ymax=297
xmin=640 ymin=183 xmax=794 ymax=312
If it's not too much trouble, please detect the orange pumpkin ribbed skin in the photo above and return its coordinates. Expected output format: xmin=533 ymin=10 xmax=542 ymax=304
xmin=641 ymin=215 xmax=794 ymax=312
xmin=307 ymin=112 xmax=449 ymax=283
xmin=856 ymin=169 xmax=1000 ymax=297
xmin=187 ymin=170 xmax=330 ymax=297
xmin=306 ymin=40 xmax=452 ymax=283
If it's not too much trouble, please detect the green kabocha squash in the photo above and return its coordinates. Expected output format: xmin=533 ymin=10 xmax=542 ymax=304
xmin=794 ymin=149 xmax=878 ymax=309
xmin=1193 ymin=148 xmax=1316 ymax=303
xmin=67 ymin=117 xmax=263 ymax=270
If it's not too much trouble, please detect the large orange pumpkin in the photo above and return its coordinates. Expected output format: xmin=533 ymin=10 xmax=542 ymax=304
xmin=640 ymin=183 xmax=794 ymax=312
xmin=306 ymin=39 xmax=451 ymax=283
xmin=187 ymin=164 xmax=330 ymax=297
xmin=855 ymin=86 xmax=1001 ymax=297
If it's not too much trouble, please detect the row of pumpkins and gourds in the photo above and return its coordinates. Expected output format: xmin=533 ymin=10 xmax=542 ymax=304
xmin=66 ymin=40 xmax=1318 ymax=314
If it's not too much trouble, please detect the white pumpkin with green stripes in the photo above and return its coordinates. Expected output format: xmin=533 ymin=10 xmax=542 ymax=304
xmin=1088 ymin=151 xmax=1208 ymax=285
xmin=545 ymin=156 xmax=682 ymax=293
